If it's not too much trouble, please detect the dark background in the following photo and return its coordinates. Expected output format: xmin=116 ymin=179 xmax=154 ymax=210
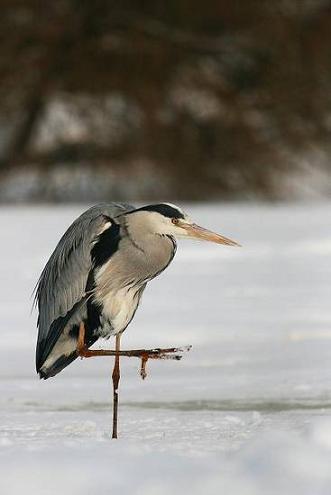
xmin=1 ymin=0 xmax=331 ymax=202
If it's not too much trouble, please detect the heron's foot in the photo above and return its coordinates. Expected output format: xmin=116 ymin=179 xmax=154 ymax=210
xmin=138 ymin=345 xmax=192 ymax=380
xmin=140 ymin=354 xmax=148 ymax=380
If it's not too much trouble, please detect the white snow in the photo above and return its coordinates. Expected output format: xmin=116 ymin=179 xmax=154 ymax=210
xmin=1 ymin=202 xmax=331 ymax=494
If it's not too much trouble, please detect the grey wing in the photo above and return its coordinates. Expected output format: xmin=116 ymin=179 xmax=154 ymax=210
xmin=35 ymin=202 xmax=134 ymax=371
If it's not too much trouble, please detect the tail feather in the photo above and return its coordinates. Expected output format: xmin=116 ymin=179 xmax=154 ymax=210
xmin=39 ymin=352 xmax=78 ymax=379
xmin=37 ymin=325 xmax=98 ymax=379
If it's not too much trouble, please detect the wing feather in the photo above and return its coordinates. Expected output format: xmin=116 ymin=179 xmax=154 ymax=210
xmin=35 ymin=202 xmax=134 ymax=371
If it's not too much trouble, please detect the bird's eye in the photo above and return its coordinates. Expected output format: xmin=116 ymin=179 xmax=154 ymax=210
xmin=171 ymin=218 xmax=179 ymax=225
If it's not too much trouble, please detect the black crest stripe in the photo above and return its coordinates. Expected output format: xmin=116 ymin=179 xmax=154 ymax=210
xmin=130 ymin=204 xmax=184 ymax=219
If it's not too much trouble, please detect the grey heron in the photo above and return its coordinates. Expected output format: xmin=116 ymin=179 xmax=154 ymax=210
xmin=35 ymin=202 xmax=239 ymax=438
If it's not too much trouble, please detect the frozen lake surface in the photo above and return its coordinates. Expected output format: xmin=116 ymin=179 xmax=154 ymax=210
xmin=1 ymin=202 xmax=331 ymax=494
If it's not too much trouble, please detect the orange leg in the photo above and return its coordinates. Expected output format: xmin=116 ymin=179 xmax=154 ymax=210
xmin=76 ymin=322 xmax=192 ymax=439
xmin=112 ymin=334 xmax=121 ymax=439
xmin=77 ymin=322 xmax=86 ymax=353
xmin=77 ymin=322 xmax=190 ymax=363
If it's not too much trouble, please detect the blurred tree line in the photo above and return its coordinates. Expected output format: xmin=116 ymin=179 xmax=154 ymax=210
xmin=1 ymin=0 xmax=331 ymax=201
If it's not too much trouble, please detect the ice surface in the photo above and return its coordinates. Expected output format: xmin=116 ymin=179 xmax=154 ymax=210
xmin=1 ymin=202 xmax=331 ymax=494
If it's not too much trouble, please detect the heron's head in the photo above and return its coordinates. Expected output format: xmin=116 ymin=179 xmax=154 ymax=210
xmin=127 ymin=203 xmax=240 ymax=246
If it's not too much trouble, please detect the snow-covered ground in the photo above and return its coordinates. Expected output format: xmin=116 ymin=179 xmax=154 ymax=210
xmin=1 ymin=202 xmax=331 ymax=494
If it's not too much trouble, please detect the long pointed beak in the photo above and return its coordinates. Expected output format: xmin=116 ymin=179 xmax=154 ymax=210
xmin=179 ymin=222 xmax=241 ymax=247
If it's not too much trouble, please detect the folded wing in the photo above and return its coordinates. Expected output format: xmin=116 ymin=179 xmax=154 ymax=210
xmin=35 ymin=202 xmax=134 ymax=375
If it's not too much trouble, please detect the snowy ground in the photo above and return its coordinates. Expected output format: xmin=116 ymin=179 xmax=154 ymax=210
xmin=1 ymin=202 xmax=331 ymax=494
